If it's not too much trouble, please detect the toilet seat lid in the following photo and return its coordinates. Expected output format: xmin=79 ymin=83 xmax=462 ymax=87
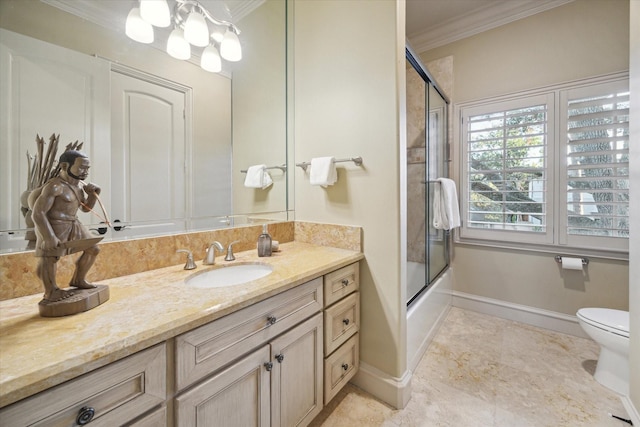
xmin=577 ymin=308 xmax=629 ymax=337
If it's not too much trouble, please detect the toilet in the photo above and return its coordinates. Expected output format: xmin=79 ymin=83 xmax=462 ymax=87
xmin=576 ymin=308 xmax=629 ymax=395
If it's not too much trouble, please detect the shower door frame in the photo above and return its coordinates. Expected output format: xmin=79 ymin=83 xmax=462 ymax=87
xmin=405 ymin=44 xmax=451 ymax=307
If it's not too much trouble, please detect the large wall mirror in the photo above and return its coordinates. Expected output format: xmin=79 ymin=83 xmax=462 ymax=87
xmin=0 ymin=0 xmax=292 ymax=254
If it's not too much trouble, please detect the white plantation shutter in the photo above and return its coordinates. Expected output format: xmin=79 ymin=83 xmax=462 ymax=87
xmin=459 ymin=74 xmax=628 ymax=254
xmin=461 ymin=94 xmax=555 ymax=244
xmin=560 ymin=79 xmax=629 ymax=251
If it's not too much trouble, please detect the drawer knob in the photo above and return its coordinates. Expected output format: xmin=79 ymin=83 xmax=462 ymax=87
xmin=341 ymin=279 xmax=349 ymax=286
xmin=275 ymin=353 xmax=285 ymax=363
xmin=264 ymin=362 xmax=273 ymax=371
xmin=267 ymin=316 xmax=277 ymax=326
xmin=341 ymin=363 xmax=349 ymax=371
xmin=342 ymin=318 xmax=350 ymax=326
xmin=76 ymin=406 xmax=95 ymax=425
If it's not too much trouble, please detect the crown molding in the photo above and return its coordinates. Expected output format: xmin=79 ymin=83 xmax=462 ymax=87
xmin=408 ymin=0 xmax=574 ymax=54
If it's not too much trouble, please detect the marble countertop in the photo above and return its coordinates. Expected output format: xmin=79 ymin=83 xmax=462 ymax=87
xmin=0 ymin=242 xmax=363 ymax=408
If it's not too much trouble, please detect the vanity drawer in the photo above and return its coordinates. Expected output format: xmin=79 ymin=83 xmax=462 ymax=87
xmin=176 ymin=277 xmax=323 ymax=390
xmin=324 ymin=333 xmax=359 ymax=404
xmin=0 ymin=343 xmax=166 ymax=427
xmin=323 ymin=262 xmax=359 ymax=307
xmin=324 ymin=292 xmax=359 ymax=354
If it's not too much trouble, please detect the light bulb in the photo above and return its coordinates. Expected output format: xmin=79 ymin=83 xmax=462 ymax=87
xmin=184 ymin=9 xmax=210 ymax=47
xmin=201 ymin=45 xmax=222 ymax=73
xmin=140 ymin=0 xmax=171 ymax=28
xmin=220 ymin=28 xmax=242 ymax=62
xmin=167 ymin=28 xmax=191 ymax=60
xmin=125 ymin=7 xmax=154 ymax=44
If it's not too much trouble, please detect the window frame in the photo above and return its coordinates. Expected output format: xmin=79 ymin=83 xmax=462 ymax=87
xmin=456 ymin=73 xmax=629 ymax=257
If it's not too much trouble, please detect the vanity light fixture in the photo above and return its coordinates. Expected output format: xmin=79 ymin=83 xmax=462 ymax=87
xmin=125 ymin=0 xmax=242 ymax=72
xmin=125 ymin=7 xmax=154 ymax=44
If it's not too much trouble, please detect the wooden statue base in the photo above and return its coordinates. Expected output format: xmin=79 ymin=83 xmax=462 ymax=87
xmin=38 ymin=285 xmax=110 ymax=317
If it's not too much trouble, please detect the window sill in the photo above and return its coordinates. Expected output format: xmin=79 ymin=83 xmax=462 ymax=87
xmin=453 ymin=236 xmax=629 ymax=261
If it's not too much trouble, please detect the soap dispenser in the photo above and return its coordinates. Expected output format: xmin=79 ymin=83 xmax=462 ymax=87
xmin=257 ymin=224 xmax=272 ymax=257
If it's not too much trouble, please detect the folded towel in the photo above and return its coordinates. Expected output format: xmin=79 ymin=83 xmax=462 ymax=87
xmin=433 ymin=178 xmax=461 ymax=230
xmin=244 ymin=165 xmax=273 ymax=189
xmin=310 ymin=157 xmax=337 ymax=187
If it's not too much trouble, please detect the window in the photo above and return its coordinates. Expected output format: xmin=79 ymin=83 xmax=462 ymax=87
xmin=459 ymin=75 xmax=629 ymax=253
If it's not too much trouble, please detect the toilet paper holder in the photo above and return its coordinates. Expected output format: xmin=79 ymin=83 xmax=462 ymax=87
xmin=554 ymin=255 xmax=589 ymax=265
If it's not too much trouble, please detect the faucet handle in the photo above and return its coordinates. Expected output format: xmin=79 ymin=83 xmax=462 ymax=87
xmin=177 ymin=249 xmax=197 ymax=270
xmin=225 ymin=240 xmax=241 ymax=261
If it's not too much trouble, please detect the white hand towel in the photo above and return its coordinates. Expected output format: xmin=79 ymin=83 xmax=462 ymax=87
xmin=433 ymin=178 xmax=461 ymax=230
xmin=244 ymin=165 xmax=273 ymax=189
xmin=310 ymin=157 xmax=337 ymax=187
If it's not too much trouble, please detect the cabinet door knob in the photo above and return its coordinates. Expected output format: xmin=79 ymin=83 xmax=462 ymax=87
xmin=342 ymin=318 xmax=350 ymax=326
xmin=341 ymin=363 xmax=349 ymax=371
xmin=275 ymin=353 xmax=284 ymax=363
xmin=341 ymin=279 xmax=349 ymax=286
xmin=266 ymin=316 xmax=277 ymax=326
xmin=264 ymin=362 xmax=273 ymax=371
xmin=76 ymin=406 xmax=95 ymax=425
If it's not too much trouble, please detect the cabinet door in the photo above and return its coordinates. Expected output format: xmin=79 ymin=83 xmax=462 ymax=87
xmin=270 ymin=313 xmax=323 ymax=427
xmin=175 ymin=345 xmax=271 ymax=427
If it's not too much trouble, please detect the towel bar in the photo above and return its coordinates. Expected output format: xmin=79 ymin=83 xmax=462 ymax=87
xmin=296 ymin=156 xmax=363 ymax=171
xmin=240 ymin=164 xmax=287 ymax=173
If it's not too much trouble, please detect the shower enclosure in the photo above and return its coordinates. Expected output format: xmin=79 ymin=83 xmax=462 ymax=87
xmin=405 ymin=46 xmax=449 ymax=306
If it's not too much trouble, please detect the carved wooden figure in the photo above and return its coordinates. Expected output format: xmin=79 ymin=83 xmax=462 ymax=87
xmin=30 ymin=149 xmax=109 ymax=317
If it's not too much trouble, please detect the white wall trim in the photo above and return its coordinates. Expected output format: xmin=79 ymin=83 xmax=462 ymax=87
xmin=621 ymin=395 xmax=640 ymax=426
xmin=451 ymin=291 xmax=588 ymax=338
xmin=408 ymin=0 xmax=574 ymax=54
xmin=350 ymin=362 xmax=412 ymax=410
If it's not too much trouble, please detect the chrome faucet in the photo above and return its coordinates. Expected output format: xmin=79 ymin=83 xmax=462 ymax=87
xmin=177 ymin=249 xmax=197 ymax=270
xmin=225 ymin=240 xmax=241 ymax=261
xmin=204 ymin=241 xmax=224 ymax=265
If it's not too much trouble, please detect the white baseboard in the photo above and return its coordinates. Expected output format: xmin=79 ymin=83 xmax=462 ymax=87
xmin=350 ymin=361 xmax=412 ymax=409
xmin=451 ymin=291 xmax=589 ymax=338
xmin=621 ymin=395 xmax=640 ymax=426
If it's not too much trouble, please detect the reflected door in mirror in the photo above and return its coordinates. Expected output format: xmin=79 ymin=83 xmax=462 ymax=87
xmin=110 ymin=70 xmax=187 ymax=238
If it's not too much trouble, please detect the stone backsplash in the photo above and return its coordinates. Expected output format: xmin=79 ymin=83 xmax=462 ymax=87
xmin=0 ymin=221 xmax=362 ymax=301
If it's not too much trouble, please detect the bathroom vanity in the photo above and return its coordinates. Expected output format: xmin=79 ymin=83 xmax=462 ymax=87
xmin=0 ymin=242 xmax=362 ymax=426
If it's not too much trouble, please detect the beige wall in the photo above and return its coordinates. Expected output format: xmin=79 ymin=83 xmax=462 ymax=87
xmin=420 ymin=0 xmax=629 ymax=103
xmin=629 ymin=0 xmax=639 ymax=415
xmin=294 ymin=0 xmax=406 ymax=378
xmin=416 ymin=0 xmax=630 ymax=316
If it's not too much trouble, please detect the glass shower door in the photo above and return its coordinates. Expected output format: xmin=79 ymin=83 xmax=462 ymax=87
xmin=406 ymin=49 xmax=449 ymax=306
xmin=405 ymin=56 xmax=427 ymax=303
xmin=426 ymin=85 xmax=448 ymax=284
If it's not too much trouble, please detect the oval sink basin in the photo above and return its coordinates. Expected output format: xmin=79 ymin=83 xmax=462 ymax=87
xmin=185 ymin=264 xmax=273 ymax=289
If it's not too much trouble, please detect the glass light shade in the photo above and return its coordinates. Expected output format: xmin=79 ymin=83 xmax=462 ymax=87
xmin=125 ymin=8 xmax=154 ymax=44
xmin=220 ymin=29 xmax=242 ymax=62
xmin=167 ymin=29 xmax=191 ymax=60
xmin=210 ymin=26 xmax=225 ymax=43
xmin=140 ymin=0 xmax=171 ymax=28
xmin=201 ymin=45 xmax=222 ymax=73
xmin=184 ymin=10 xmax=210 ymax=47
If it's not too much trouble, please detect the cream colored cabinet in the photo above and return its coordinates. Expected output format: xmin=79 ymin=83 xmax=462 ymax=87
xmin=176 ymin=313 xmax=323 ymax=427
xmin=175 ymin=279 xmax=324 ymax=427
xmin=322 ymin=262 xmax=360 ymax=403
xmin=0 ymin=262 xmax=360 ymax=427
xmin=0 ymin=344 xmax=166 ymax=426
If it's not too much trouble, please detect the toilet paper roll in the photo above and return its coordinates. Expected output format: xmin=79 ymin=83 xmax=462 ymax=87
xmin=561 ymin=257 xmax=583 ymax=270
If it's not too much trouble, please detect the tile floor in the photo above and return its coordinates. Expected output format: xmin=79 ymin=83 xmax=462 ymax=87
xmin=310 ymin=307 xmax=630 ymax=427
